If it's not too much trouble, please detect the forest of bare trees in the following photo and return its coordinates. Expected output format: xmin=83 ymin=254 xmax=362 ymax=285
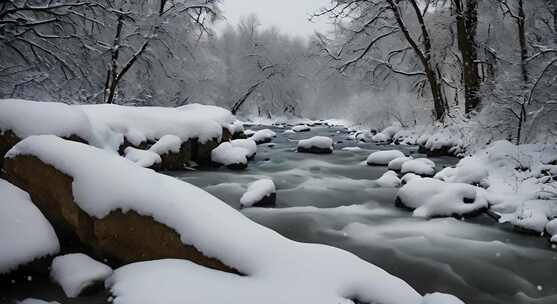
xmin=1 ymin=0 xmax=556 ymax=143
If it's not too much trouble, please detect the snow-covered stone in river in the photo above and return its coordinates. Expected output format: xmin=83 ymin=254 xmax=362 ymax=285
xmin=149 ymin=135 xmax=182 ymax=155
xmin=292 ymin=125 xmax=311 ymax=132
xmin=251 ymin=129 xmax=276 ymax=145
xmin=396 ymin=178 xmax=488 ymax=218
xmin=401 ymin=158 xmax=436 ymax=177
xmin=401 ymin=173 xmax=421 ymax=185
xmin=376 ymin=171 xmax=401 ymax=188
xmin=230 ymin=139 xmax=257 ymax=159
xmin=342 ymin=147 xmax=362 ymax=152
xmin=211 ymin=142 xmax=249 ymax=169
xmin=366 ymin=150 xmax=405 ymax=166
xmin=434 ymin=156 xmax=488 ymax=187
xmin=297 ymin=136 xmax=333 ymax=154
xmin=0 ymin=179 xmax=59 ymax=274
xmin=388 ymin=156 xmax=413 ymax=171
xmin=240 ymin=179 xmax=276 ymax=207
xmin=50 ymin=253 xmax=112 ymax=298
xmin=7 ymin=135 xmax=458 ymax=304
xmin=372 ymin=133 xmax=391 ymax=144
xmin=124 ymin=147 xmax=162 ymax=168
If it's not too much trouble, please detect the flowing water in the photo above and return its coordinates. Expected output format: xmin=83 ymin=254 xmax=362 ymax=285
xmin=2 ymin=125 xmax=556 ymax=304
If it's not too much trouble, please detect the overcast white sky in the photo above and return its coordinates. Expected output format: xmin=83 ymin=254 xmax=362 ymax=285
xmin=217 ymin=0 xmax=332 ymax=38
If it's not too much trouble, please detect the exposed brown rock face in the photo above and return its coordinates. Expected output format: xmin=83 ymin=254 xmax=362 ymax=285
xmin=158 ymin=140 xmax=193 ymax=171
xmin=0 ymin=131 xmax=20 ymax=169
xmin=3 ymin=155 xmax=237 ymax=274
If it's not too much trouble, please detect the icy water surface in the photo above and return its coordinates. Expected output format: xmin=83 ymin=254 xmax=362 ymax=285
xmin=3 ymin=125 xmax=556 ymax=304
xmin=171 ymin=125 xmax=557 ymax=304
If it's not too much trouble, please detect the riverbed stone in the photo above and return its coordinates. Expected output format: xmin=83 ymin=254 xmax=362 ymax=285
xmin=3 ymin=154 xmax=237 ymax=274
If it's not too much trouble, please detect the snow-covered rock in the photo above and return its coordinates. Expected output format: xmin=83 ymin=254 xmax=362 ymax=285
xmin=388 ymin=156 xmax=413 ymax=171
xmin=422 ymin=128 xmax=464 ymax=157
xmin=230 ymin=139 xmax=257 ymax=159
xmin=50 ymin=253 xmax=112 ymax=298
xmin=6 ymin=135 xmax=459 ymax=304
xmin=240 ymin=179 xmax=276 ymax=208
xmin=372 ymin=133 xmax=391 ymax=144
xmin=124 ymin=147 xmax=161 ymax=168
xmin=211 ymin=142 xmax=249 ymax=169
xmin=396 ymin=178 xmax=488 ymax=218
xmin=292 ymin=125 xmax=311 ymax=132
xmin=401 ymin=158 xmax=436 ymax=177
xmin=376 ymin=171 xmax=401 ymax=188
xmin=422 ymin=293 xmax=465 ymax=304
xmin=0 ymin=179 xmax=59 ymax=274
xmin=251 ymin=129 xmax=276 ymax=145
xmin=393 ymin=130 xmax=418 ymax=145
xmin=297 ymin=136 xmax=334 ymax=154
xmin=401 ymin=173 xmax=421 ymax=185
xmin=367 ymin=150 xmax=405 ymax=166
xmin=381 ymin=125 xmax=402 ymax=138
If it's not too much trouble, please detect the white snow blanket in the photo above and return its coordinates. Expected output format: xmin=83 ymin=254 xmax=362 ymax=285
xmin=388 ymin=157 xmax=413 ymax=171
xmin=401 ymin=159 xmax=436 ymax=176
xmin=230 ymin=139 xmax=257 ymax=159
xmin=18 ymin=299 xmax=60 ymax=304
xmin=297 ymin=136 xmax=333 ymax=151
xmin=376 ymin=171 xmax=401 ymax=188
xmin=367 ymin=150 xmax=405 ymax=166
xmin=0 ymin=99 xmax=242 ymax=152
xmin=0 ymin=179 xmax=59 ymax=274
xmin=240 ymin=179 xmax=276 ymax=207
xmin=50 ymin=253 xmax=112 ymax=298
xmin=372 ymin=133 xmax=391 ymax=143
xmin=124 ymin=147 xmax=161 ymax=168
xmin=6 ymin=135 xmax=459 ymax=304
xmin=547 ymin=219 xmax=557 ymax=243
xmin=397 ymin=177 xmax=488 ymax=218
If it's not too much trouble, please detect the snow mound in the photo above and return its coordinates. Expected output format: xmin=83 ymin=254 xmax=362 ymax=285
xmin=388 ymin=156 xmax=413 ymax=171
xmin=401 ymin=159 xmax=436 ymax=177
xmin=376 ymin=171 xmax=401 ymax=188
xmin=423 ymin=128 xmax=464 ymax=156
xmin=124 ymin=147 xmax=161 ymax=168
xmin=367 ymin=150 xmax=405 ymax=166
xmin=297 ymin=136 xmax=334 ymax=153
xmin=251 ymin=129 xmax=276 ymax=144
xmin=393 ymin=130 xmax=418 ymax=145
xmin=149 ymin=135 xmax=182 ymax=155
xmin=0 ymin=179 xmax=59 ymax=274
xmin=8 ymin=135 xmax=444 ymax=304
xmin=397 ymin=177 xmax=488 ymax=218
xmin=434 ymin=157 xmax=488 ymax=187
xmin=381 ymin=125 xmax=402 ymax=138
xmin=51 ymin=253 xmax=112 ymax=298
xmin=240 ymin=179 xmax=276 ymax=207
xmin=230 ymin=139 xmax=257 ymax=159
xmin=401 ymin=173 xmax=421 ymax=185
xmin=292 ymin=125 xmax=311 ymax=132
xmin=499 ymin=200 xmax=556 ymax=233
xmin=211 ymin=142 xmax=248 ymax=168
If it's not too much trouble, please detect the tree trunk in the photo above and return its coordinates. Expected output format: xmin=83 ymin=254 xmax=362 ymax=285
xmin=387 ymin=0 xmax=446 ymax=121
xmin=454 ymin=0 xmax=481 ymax=113
xmin=105 ymin=15 xmax=124 ymax=104
xmin=517 ymin=0 xmax=528 ymax=83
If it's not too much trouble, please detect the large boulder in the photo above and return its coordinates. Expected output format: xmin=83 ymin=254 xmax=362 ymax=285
xmin=3 ymin=154 xmax=236 ymax=274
